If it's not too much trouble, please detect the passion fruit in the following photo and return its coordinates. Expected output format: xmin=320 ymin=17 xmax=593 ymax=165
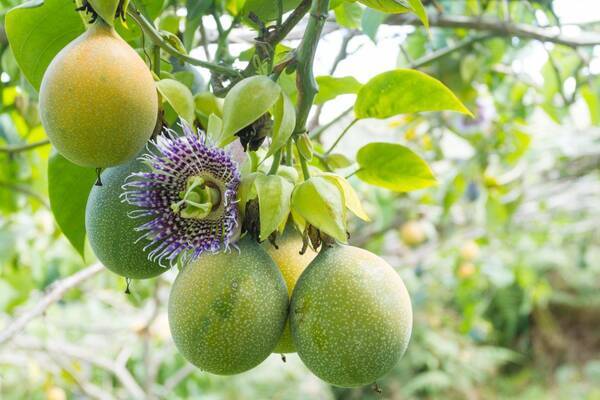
xmin=85 ymin=156 xmax=166 ymax=279
xmin=290 ymin=245 xmax=412 ymax=387
xmin=168 ymin=238 xmax=288 ymax=375
xmin=263 ymin=228 xmax=317 ymax=354
xmin=39 ymin=21 xmax=157 ymax=168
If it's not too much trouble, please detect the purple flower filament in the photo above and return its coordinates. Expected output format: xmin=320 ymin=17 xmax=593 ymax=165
xmin=122 ymin=125 xmax=241 ymax=267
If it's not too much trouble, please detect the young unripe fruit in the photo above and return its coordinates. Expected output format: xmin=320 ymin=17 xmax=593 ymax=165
xmin=291 ymin=245 xmax=412 ymax=387
xmin=168 ymin=238 xmax=288 ymax=375
xmin=263 ymin=229 xmax=316 ymax=354
xmin=85 ymin=156 xmax=166 ymax=279
xmin=400 ymin=220 xmax=426 ymax=246
xmin=39 ymin=21 xmax=158 ymax=168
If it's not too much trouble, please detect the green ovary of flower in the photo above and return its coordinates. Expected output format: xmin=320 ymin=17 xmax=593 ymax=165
xmin=171 ymin=176 xmax=221 ymax=219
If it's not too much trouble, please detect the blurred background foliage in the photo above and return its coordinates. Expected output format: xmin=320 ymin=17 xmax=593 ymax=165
xmin=1 ymin=0 xmax=599 ymax=399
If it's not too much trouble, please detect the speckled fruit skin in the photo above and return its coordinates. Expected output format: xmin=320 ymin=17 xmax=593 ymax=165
xmin=39 ymin=21 xmax=157 ymax=168
xmin=168 ymin=238 xmax=288 ymax=375
xmin=290 ymin=245 xmax=413 ymax=387
xmin=85 ymin=156 xmax=166 ymax=279
xmin=263 ymin=228 xmax=316 ymax=354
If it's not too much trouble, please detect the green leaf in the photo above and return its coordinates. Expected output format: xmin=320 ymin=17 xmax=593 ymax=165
xmin=195 ymin=91 xmax=222 ymax=127
xmin=355 ymin=69 xmax=472 ymax=119
xmin=315 ymin=76 xmax=363 ymax=105
xmin=359 ymin=0 xmax=411 ymax=13
xmin=5 ymin=0 xmax=85 ymax=91
xmin=48 ymin=153 xmax=97 ymax=256
xmin=356 ymin=142 xmax=436 ymax=192
xmin=320 ymin=173 xmax=370 ymax=221
xmin=291 ymin=177 xmax=347 ymax=242
xmin=221 ymin=75 xmax=281 ymax=144
xmin=156 ymin=79 xmax=195 ymax=125
xmin=334 ymin=2 xmax=363 ymax=29
xmin=267 ymin=92 xmax=296 ymax=157
xmin=407 ymin=0 xmax=429 ymax=29
xmin=241 ymin=0 xmax=301 ymax=22
xmin=361 ymin=7 xmax=387 ymax=42
xmin=254 ymin=174 xmax=294 ymax=241
xmin=88 ymin=0 xmax=120 ymax=25
xmin=581 ymin=85 xmax=600 ymax=125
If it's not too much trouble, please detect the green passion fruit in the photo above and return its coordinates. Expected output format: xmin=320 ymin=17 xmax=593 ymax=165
xmin=290 ymin=245 xmax=413 ymax=387
xmin=85 ymin=156 xmax=165 ymax=279
xmin=168 ymin=238 xmax=288 ymax=375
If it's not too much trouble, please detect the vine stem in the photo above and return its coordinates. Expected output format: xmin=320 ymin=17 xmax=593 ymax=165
xmin=127 ymin=4 xmax=240 ymax=78
xmin=293 ymin=0 xmax=331 ymax=137
xmin=325 ymin=118 xmax=357 ymax=155
xmin=292 ymin=0 xmax=330 ymax=181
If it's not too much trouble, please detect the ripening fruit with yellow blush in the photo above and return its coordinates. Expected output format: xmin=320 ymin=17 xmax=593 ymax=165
xmin=39 ymin=20 xmax=158 ymax=168
xmin=400 ymin=220 xmax=426 ymax=246
xmin=263 ymin=228 xmax=317 ymax=353
xmin=460 ymin=240 xmax=480 ymax=261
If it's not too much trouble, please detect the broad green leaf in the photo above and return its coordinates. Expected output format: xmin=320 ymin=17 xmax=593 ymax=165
xmin=221 ymin=75 xmax=281 ymax=144
xmin=407 ymin=0 xmax=429 ymax=29
xmin=361 ymin=7 xmax=387 ymax=42
xmin=356 ymin=142 xmax=436 ymax=192
xmin=315 ymin=76 xmax=363 ymax=105
xmin=207 ymin=114 xmax=223 ymax=145
xmin=326 ymin=153 xmax=353 ymax=169
xmin=334 ymin=2 xmax=363 ymax=29
xmin=321 ymin=173 xmax=370 ymax=221
xmin=359 ymin=0 xmax=410 ymax=13
xmin=5 ymin=0 xmax=85 ymax=91
xmin=292 ymin=177 xmax=347 ymax=242
xmin=48 ymin=153 xmax=97 ymax=256
xmin=355 ymin=69 xmax=472 ymax=119
xmin=254 ymin=174 xmax=294 ymax=241
xmin=89 ymin=0 xmax=120 ymax=25
xmin=267 ymin=92 xmax=296 ymax=157
xmin=156 ymin=79 xmax=195 ymax=125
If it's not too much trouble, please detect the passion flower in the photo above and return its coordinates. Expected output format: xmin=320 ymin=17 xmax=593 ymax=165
xmin=123 ymin=124 xmax=241 ymax=267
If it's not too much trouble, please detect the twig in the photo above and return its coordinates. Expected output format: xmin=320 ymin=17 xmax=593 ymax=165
xmin=127 ymin=5 xmax=240 ymax=77
xmin=385 ymin=13 xmax=600 ymax=48
xmin=310 ymin=105 xmax=353 ymax=140
xmin=0 ymin=139 xmax=50 ymax=154
xmin=15 ymin=337 xmax=145 ymax=399
xmin=0 ymin=180 xmax=50 ymax=209
xmin=325 ymin=118 xmax=357 ymax=155
xmin=162 ymin=364 xmax=196 ymax=393
xmin=0 ymin=263 xmax=104 ymax=345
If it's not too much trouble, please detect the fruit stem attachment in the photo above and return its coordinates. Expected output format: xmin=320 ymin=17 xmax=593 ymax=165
xmin=170 ymin=176 xmax=221 ymax=219
xmin=268 ymin=150 xmax=282 ymax=175
xmin=95 ymin=168 xmax=103 ymax=186
xmin=127 ymin=3 xmax=241 ymax=78
xmin=296 ymin=141 xmax=311 ymax=181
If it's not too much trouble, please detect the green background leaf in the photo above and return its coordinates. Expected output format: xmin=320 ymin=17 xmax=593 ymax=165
xmin=315 ymin=76 xmax=363 ymax=105
xmin=5 ymin=0 xmax=85 ymax=91
xmin=356 ymin=142 xmax=436 ymax=192
xmin=48 ymin=153 xmax=97 ymax=256
xmin=359 ymin=0 xmax=410 ymax=13
xmin=355 ymin=69 xmax=472 ymax=119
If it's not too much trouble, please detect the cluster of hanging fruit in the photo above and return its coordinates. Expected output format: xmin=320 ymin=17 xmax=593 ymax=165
xmin=38 ymin=3 xmax=413 ymax=388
